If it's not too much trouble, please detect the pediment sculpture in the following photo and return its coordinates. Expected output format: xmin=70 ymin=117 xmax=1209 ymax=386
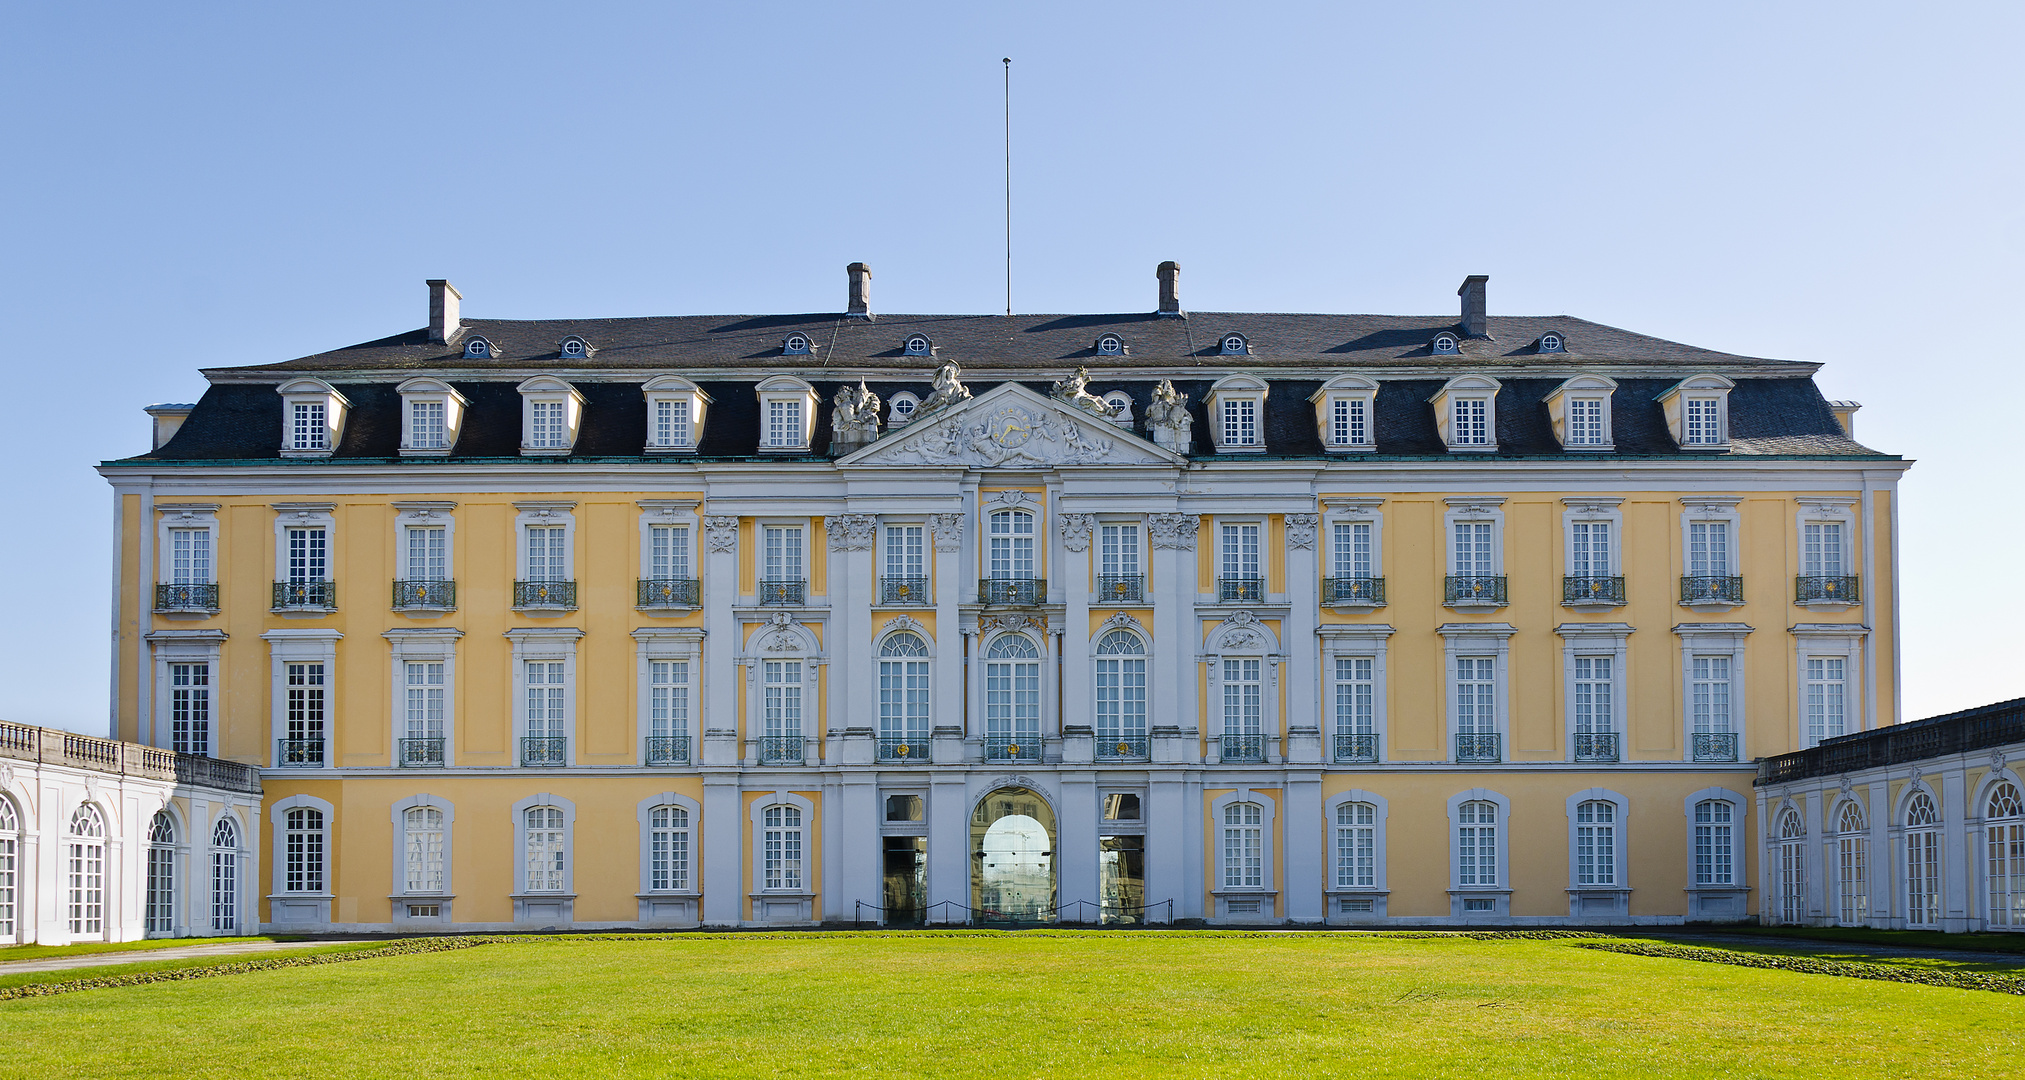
xmin=1049 ymin=367 xmax=1117 ymax=419
xmin=1146 ymin=379 xmax=1193 ymax=452
xmin=914 ymin=360 xmax=972 ymax=418
xmin=829 ymin=382 xmax=882 ymax=454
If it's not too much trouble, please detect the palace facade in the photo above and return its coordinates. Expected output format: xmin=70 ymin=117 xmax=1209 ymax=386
xmin=88 ymin=264 xmax=1919 ymax=933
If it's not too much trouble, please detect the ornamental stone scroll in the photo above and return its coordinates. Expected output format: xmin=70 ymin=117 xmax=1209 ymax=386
xmin=825 ymin=514 xmax=877 ymax=551
xmin=1058 ymin=514 xmax=1095 ymax=552
xmin=1284 ymin=513 xmax=1318 ymax=550
xmin=704 ymin=516 xmax=739 ymax=552
xmin=1147 ymin=513 xmax=1199 ymax=550
xmin=930 ymin=513 xmax=966 ymax=552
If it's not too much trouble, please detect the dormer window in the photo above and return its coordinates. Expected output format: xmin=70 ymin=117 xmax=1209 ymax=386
xmin=642 ymin=375 xmax=711 ymax=454
xmin=557 ymin=336 xmax=593 ymax=360
xmin=1219 ymin=334 xmax=1249 ymax=356
xmin=1309 ymin=375 xmax=1379 ymax=452
xmin=903 ymin=336 xmax=932 ymax=356
xmin=783 ymin=334 xmax=812 ymax=356
xmin=1207 ymin=374 xmax=1269 ymax=453
xmin=1656 ymin=374 xmax=1736 ymax=450
xmin=888 ymin=393 xmax=920 ymax=425
xmin=275 ymin=378 xmax=350 ymax=458
xmin=755 ymin=375 xmax=819 ymax=452
xmin=463 ymin=336 xmax=497 ymax=360
xmin=1102 ymin=391 xmax=1134 ymax=426
xmin=1428 ymin=374 xmax=1501 ymax=453
xmin=517 ymin=375 xmax=587 ymax=456
xmin=396 ymin=377 xmax=470 ymax=456
xmin=1432 ymin=333 xmax=1461 ymax=356
xmin=1545 ymin=375 xmax=1616 ymax=452
xmin=1096 ymin=334 xmax=1124 ymax=356
xmin=1538 ymin=333 xmax=1565 ymax=353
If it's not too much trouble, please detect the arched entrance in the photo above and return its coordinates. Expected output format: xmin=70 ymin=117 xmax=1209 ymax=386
xmin=972 ymin=787 xmax=1054 ymax=923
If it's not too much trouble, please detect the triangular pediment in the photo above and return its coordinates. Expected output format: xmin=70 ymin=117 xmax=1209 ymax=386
xmin=839 ymin=382 xmax=1182 ymax=468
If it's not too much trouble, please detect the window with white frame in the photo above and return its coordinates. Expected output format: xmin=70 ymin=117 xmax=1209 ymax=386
xmin=1777 ymin=807 xmax=1807 ymax=923
xmin=1693 ymin=800 xmax=1735 ymax=886
xmin=649 ymin=524 xmax=691 ymax=581
xmin=283 ymin=807 xmax=325 ymax=894
xmin=1803 ymin=521 xmax=1846 ymax=577
xmin=1905 ymin=791 xmax=1941 ymax=928
xmin=68 ymin=804 xmax=105 ymax=935
xmin=1332 ymin=398 xmax=1366 ymax=447
xmin=517 ymin=376 xmax=585 ymax=455
xmin=142 ymin=810 xmax=171 ymax=933
xmin=1545 ymin=375 xmax=1616 ymax=450
xmin=1096 ymin=334 xmax=1124 ymax=355
xmin=763 ymin=525 xmax=804 ymax=583
xmin=1094 ymin=630 xmax=1146 ymax=749
xmin=1805 ymin=657 xmax=1847 ymax=743
xmin=170 ymin=661 xmax=211 ymax=755
xmin=1222 ymin=398 xmax=1257 ymax=446
xmin=403 ymin=806 xmax=445 ymax=893
xmin=888 ymin=393 xmax=919 ymax=425
xmin=277 ymin=378 xmax=348 ymax=456
xmin=1456 ymin=801 xmax=1498 ymax=887
xmin=168 ymin=526 xmax=212 ymax=584
xmin=879 ymin=632 xmax=931 ymax=748
xmin=1573 ymin=657 xmax=1613 ymax=737
xmin=1567 ymin=399 xmax=1605 ymax=446
xmin=526 ymin=661 xmax=567 ymax=746
xmin=1569 ymin=521 xmax=1610 ymax=578
xmin=407 ymin=524 xmax=447 ymax=582
xmin=1310 ymin=377 xmax=1379 ymax=452
xmin=766 ymin=399 xmax=803 ymax=448
xmin=1658 ymin=374 xmax=1734 ymax=448
xmin=757 ymin=376 xmax=818 ymax=450
xmin=649 ymin=660 xmax=688 ymax=742
xmin=988 ymin=511 xmax=1035 ymax=580
xmin=1207 ymin=375 xmax=1268 ymax=452
xmin=525 ymin=525 xmax=567 ymax=582
xmin=559 ymin=336 xmax=590 ymax=359
xmin=1429 ymin=375 xmax=1500 ymax=451
xmin=649 ymin=805 xmax=691 ymax=892
xmin=1332 ymin=522 xmax=1373 ymax=580
xmin=1690 ymin=520 xmax=1732 ymax=577
xmin=763 ymin=659 xmax=803 ymax=741
xmin=1223 ymin=658 xmax=1263 ymax=739
xmin=762 ymin=804 xmax=804 ymax=890
xmin=1685 ymin=398 xmax=1722 ymax=444
xmin=0 ymin=801 xmax=20 ymax=936
xmin=1453 ymin=522 xmax=1494 ymax=577
xmin=782 ymin=334 xmax=811 ymax=356
xmin=885 ymin=525 xmax=924 ymax=580
xmin=654 ymin=398 xmax=691 ymax=447
xmin=1221 ymin=802 xmax=1264 ymax=889
xmin=642 ymin=376 xmax=708 ymax=452
xmin=1333 ymin=657 xmax=1374 ymax=738
xmin=292 ymin=402 xmax=328 ymax=451
xmin=285 ymin=662 xmax=326 ymax=751
xmin=984 ymin=635 xmax=1041 ymax=753
xmin=1220 ymin=334 xmax=1248 ymax=356
xmin=523 ymin=806 xmax=566 ymax=893
xmin=285 ymin=525 xmax=327 ymax=585
xmin=1985 ymin=782 xmax=2023 ymax=927
xmin=410 ymin=401 xmax=445 ymax=449
xmin=1452 ymin=398 xmax=1487 ymax=445
xmin=1335 ymin=802 xmax=1376 ymax=889
xmin=530 ymin=401 xmax=566 ymax=448
xmin=210 ymin=817 xmax=238 ymax=932
xmin=1455 ymin=657 xmax=1496 ymax=738
xmin=1691 ymin=656 xmax=1732 ymax=734
xmin=1834 ymin=801 xmax=1869 ymax=925
xmin=396 ymin=377 xmax=466 ymax=455
xmin=1220 ymin=522 xmax=1261 ymax=585
xmin=405 ymin=661 xmax=445 ymax=745
xmin=1575 ymin=801 xmax=1617 ymax=886
xmin=1100 ymin=524 xmax=1140 ymax=580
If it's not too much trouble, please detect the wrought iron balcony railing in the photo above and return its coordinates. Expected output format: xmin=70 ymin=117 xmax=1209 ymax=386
xmin=155 ymin=582 xmax=219 ymax=613
xmin=1098 ymin=733 xmax=1150 ymax=759
xmin=1680 ymin=575 xmax=1744 ymax=603
xmin=393 ymin=579 xmax=456 ymax=610
xmin=515 ymin=580 xmax=577 ymax=610
xmin=878 ymin=735 xmax=930 ymax=762
xmin=1796 ymin=575 xmax=1860 ymax=603
xmin=1445 ymin=575 xmax=1507 ymax=606
xmin=399 ymin=738 xmax=445 ymax=767
xmin=272 ymin=580 xmax=337 ymax=611
xmin=1692 ymin=731 xmax=1739 ymax=762
xmin=277 ymin=738 xmax=325 ymax=767
xmin=520 ymin=737 xmax=567 ymax=767
xmin=645 ymin=735 xmax=691 ymax=765
xmin=1574 ymin=732 xmax=1620 ymax=763
xmin=1096 ymin=574 xmax=1145 ymax=603
xmin=1334 ymin=733 xmax=1379 ymax=763
xmin=1220 ymin=733 xmax=1266 ymax=763
xmin=984 ymin=736 xmax=1040 ymax=762
xmin=978 ymin=577 xmax=1046 ymax=606
xmin=1323 ymin=577 xmax=1386 ymax=605
xmin=758 ymin=579 xmax=806 ymax=606
xmin=759 ymin=735 xmax=805 ymax=764
xmin=1454 ymin=733 xmax=1501 ymax=763
xmin=637 ymin=578 xmax=700 ymax=607
xmin=1218 ymin=576 xmax=1267 ymax=603
xmin=880 ymin=576 xmax=930 ymax=605
xmin=1562 ymin=575 xmax=1626 ymax=605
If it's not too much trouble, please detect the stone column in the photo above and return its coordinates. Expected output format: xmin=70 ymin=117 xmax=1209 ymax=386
xmin=1282 ymin=514 xmax=1322 ymax=765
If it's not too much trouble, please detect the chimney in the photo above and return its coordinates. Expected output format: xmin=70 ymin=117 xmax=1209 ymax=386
xmin=1156 ymin=261 xmax=1182 ymax=316
xmin=846 ymin=262 xmax=872 ymax=319
xmin=427 ymin=279 xmax=462 ymax=344
xmin=144 ymin=402 xmax=194 ymax=451
xmin=1458 ymin=275 xmax=1488 ymax=337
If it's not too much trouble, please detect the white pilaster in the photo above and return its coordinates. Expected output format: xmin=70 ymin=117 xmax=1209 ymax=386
xmin=701 ymin=776 xmax=743 ymax=926
xmin=1057 ymin=771 xmax=1099 ymax=921
xmin=1283 ymin=771 xmax=1324 ymax=922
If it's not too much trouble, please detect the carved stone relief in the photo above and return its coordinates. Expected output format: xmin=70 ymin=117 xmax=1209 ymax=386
xmin=1147 ymin=513 xmax=1199 ymax=550
xmin=704 ymin=516 xmax=739 ymax=552
xmin=825 ymin=514 xmax=877 ymax=551
xmin=1284 ymin=513 xmax=1318 ymax=550
xmin=1058 ymin=514 xmax=1095 ymax=552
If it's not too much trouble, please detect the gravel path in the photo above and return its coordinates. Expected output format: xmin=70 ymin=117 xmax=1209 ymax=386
xmin=1639 ymin=931 xmax=2025 ymax=967
xmin=0 ymin=939 xmax=377 ymax=974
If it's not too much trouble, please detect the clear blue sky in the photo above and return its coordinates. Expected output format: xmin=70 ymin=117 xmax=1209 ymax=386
xmin=2 ymin=1 xmax=2019 ymax=732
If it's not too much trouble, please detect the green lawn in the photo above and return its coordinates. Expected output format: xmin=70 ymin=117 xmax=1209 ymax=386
xmin=0 ymin=932 xmax=2016 ymax=1079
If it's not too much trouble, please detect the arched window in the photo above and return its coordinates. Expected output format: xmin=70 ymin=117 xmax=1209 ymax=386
xmin=1575 ymin=800 xmax=1617 ymax=887
xmin=762 ymin=804 xmax=803 ymax=890
xmin=1335 ymin=802 xmax=1376 ymax=890
xmin=67 ymin=804 xmax=106 ymax=936
xmin=1456 ymin=801 xmax=1498 ymax=887
xmin=1221 ymin=802 xmax=1264 ymax=889
xmin=1905 ymin=790 xmax=1941 ymax=928
xmin=404 ymin=806 xmax=446 ymax=894
xmin=1693 ymin=800 xmax=1735 ymax=887
xmin=524 ymin=806 xmax=566 ymax=893
xmin=878 ymin=632 xmax=931 ymax=760
xmin=144 ymin=811 xmax=175 ymax=934
xmin=1096 ymin=334 xmax=1123 ymax=355
xmin=985 ymin=634 xmax=1041 ymax=762
xmin=888 ymin=393 xmax=919 ymax=425
xmin=1989 ymin=782 xmax=2024 ymax=927
xmin=284 ymin=807 xmax=326 ymax=894
xmin=1833 ymin=802 xmax=1868 ymax=926
xmin=1095 ymin=630 xmax=1147 ymax=759
xmin=987 ymin=510 xmax=1036 ymax=583
xmin=1776 ymin=807 xmax=1807 ymax=924
xmin=210 ymin=817 xmax=239 ymax=933
xmin=0 ymin=799 xmax=18 ymax=939
xmin=649 ymin=805 xmax=691 ymax=892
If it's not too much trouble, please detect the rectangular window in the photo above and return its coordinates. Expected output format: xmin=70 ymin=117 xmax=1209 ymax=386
xmin=1806 ymin=657 xmax=1847 ymax=743
xmin=285 ymin=663 xmax=325 ymax=744
xmin=1222 ymin=658 xmax=1263 ymax=736
xmin=988 ymin=511 xmax=1035 ymax=580
xmin=1687 ymin=521 xmax=1730 ymax=576
xmin=142 ymin=845 xmax=170 ymax=932
xmin=1452 ymin=398 xmax=1488 ymax=445
xmin=650 ymin=525 xmax=691 ymax=580
xmin=1455 ymin=657 xmax=1495 ymax=735
xmin=1099 ymin=524 xmax=1140 ymax=578
xmin=406 ymin=526 xmax=446 ymax=580
xmin=762 ymin=525 xmax=803 ymax=581
xmin=1567 ymin=398 xmax=1605 ymax=445
xmin=884 ymin=525 xmax=925 ymax=579
xmin=1222 ymin=399 xmax=1257 ymax=445
xmin=1335 ymin=803 xmax=1375 ymax=889
xmin=168 ymin=527 xmax=212 ymax=584
xmin=1685 ymin=398 xmax=1721 ymax=444
xmin=650 ymin=660 xmax=688 ymax=738
xmin=405 ymin=662 xmax=445 ymax=740
xmin=763 ymin=660 xmax=803 ymax=738
xmin=653 ymin=399 xmax=692 ymax=447
xmin=530 ymin=400 xmax=567 ymax=448
xmin=1573 ymin=657 xmax=1612 ymax=734
xmin=169 ymin=662 xmax=211 ymax=755
xmin=1333 ymin=657 xmax=1374 ymax=736
xmin=1803 ymin=522 xmax=1846 ymax=577
xmin=1907 ymin=830 xmax=1941 ymax=927
xmin=1569 ymin=521 xmax=1610 ymax=577
xmin=291 ymin=402 xmax=327 ymax=450
xmin=766 ymin=400 xmax=803 ymax=447
xmin=1332 ymin=522 xmax=1372 ymax=579
xmin=1576 ymin=802 xmax=1616 ymax=886
xmin=1220 ymin=523 xmax=1260 ymax=580
xmin=286 ymin=528 xmax=327 ymax=584
xmin=650 ymin=806 xmax=690 ymax=891
xmin=525 ymin=526 xmax=568 ymax=581
xmin=411 ymin=401 xmax=446 ymax=448
xmin=525 ymin=661 xmax=566 ymax=740
xmin=1330 ymin=397 xmax=1368 ymax=446
xmin=1452 ymin=522 xmax=1493 ymax=575
xmin=1695 ymin=801 xmax=1734 ymax=886
xmin=1691 ymin=656 xmax=1732 ymax=733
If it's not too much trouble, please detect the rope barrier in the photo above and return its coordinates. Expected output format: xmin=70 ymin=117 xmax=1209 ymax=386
xmin=853 ymin=898 xmax=1175 ymax=926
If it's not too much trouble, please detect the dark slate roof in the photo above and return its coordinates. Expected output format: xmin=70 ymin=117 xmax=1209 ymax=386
xmin=213 ymin=311 xmax=1812 ymax=377
xmin=126 ymin=374 xmax=1880 ymax=463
